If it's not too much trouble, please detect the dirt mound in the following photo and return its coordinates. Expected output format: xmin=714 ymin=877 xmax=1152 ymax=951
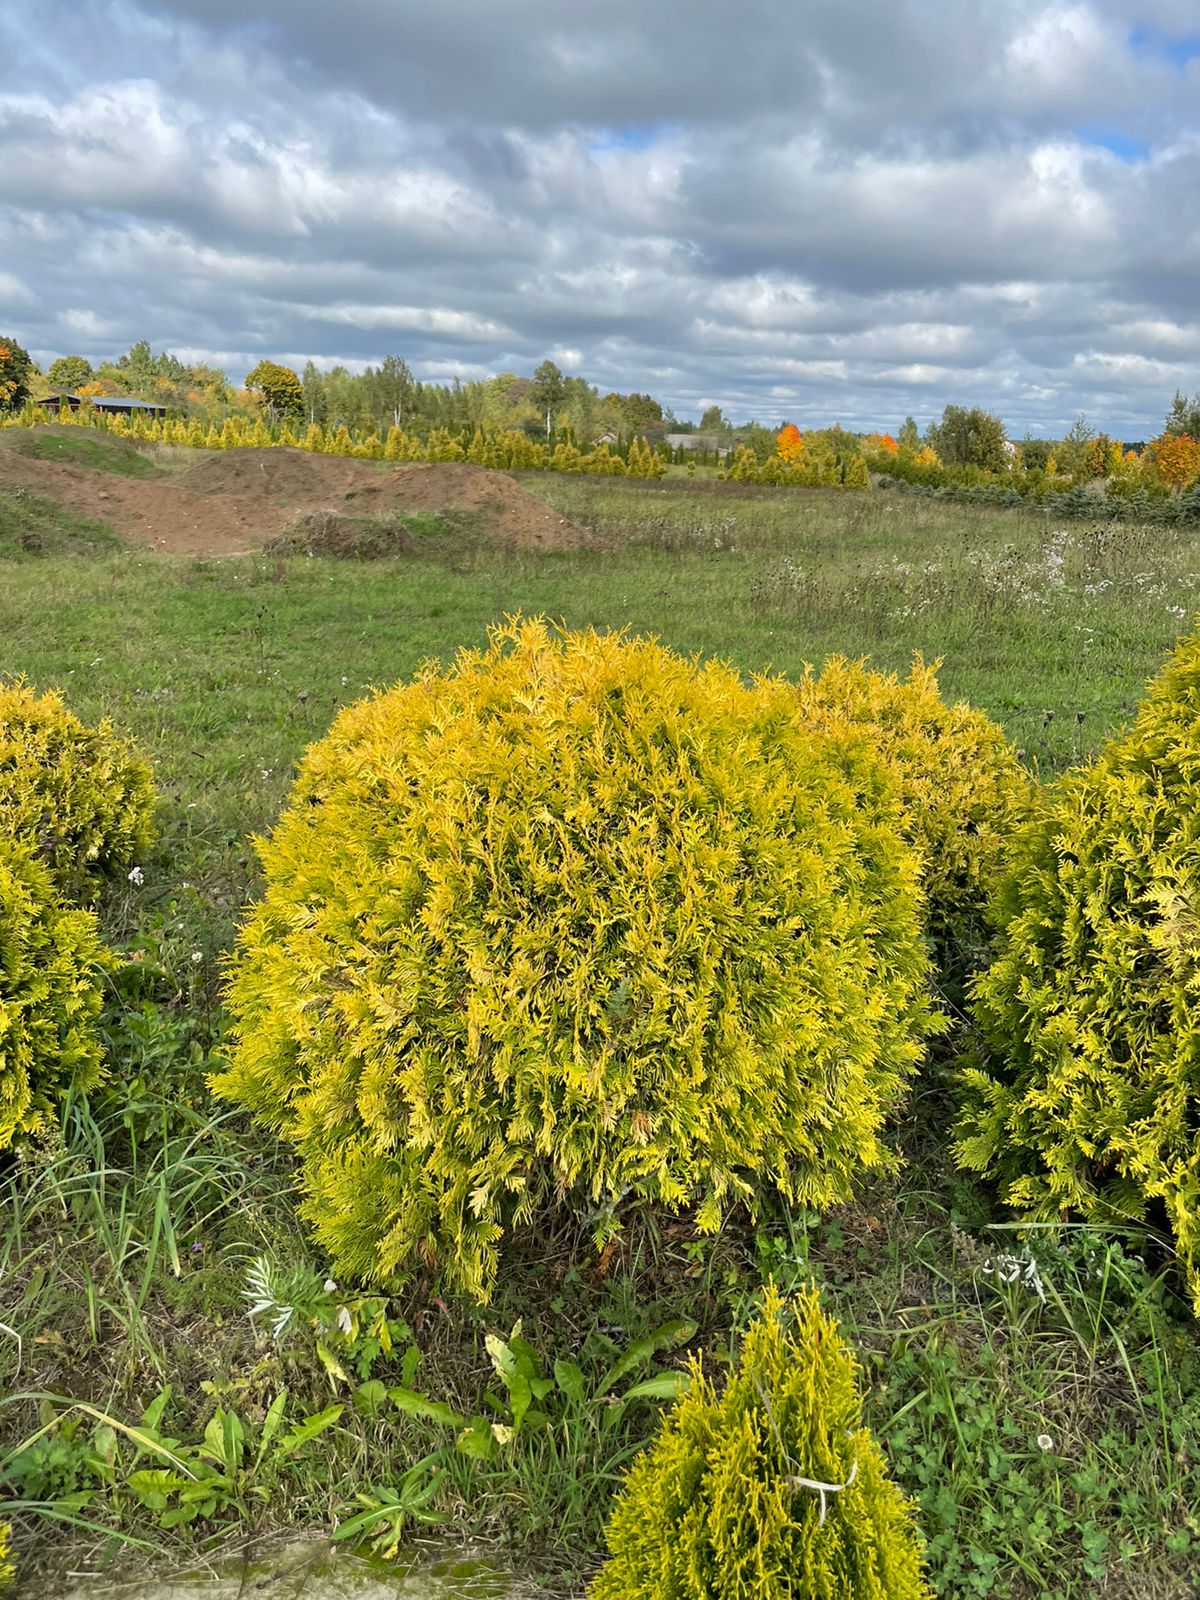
xmin=342 ymin=463 xmax=594 ymax=551
xmin=0 ymin=444 xmax=592 ymax=558
xmin=176 ymin=447 xmax=364 ymax=502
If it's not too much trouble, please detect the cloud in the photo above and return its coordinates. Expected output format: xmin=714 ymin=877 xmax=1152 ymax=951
xmin=0 ymin=0 xmax=1196 ymax=433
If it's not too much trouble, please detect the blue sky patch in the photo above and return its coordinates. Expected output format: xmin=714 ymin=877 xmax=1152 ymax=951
xmin=1077 ymin=127 xmax=1150 ymax=161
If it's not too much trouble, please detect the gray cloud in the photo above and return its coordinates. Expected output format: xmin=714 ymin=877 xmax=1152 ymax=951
xmin=0 ymin=0 xmax=1198 ymax=433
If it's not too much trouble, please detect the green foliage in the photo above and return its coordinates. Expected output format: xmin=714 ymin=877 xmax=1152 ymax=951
xmin=960 ymin=624 xmax=1200 ymax=1312
xmin=590 ymin=1285 xmax=931 ymax=1600
xmin=927 ymin=405 xmax=1010 ymax=472
xmin=0 ymin=680 xmax=155 ymax=891
xmin=793 ymin=656 xmax=1033 ymax=963
xmin=215 ymin=618 xmax=935 ymax=1299
xmin=0 ymin=337 xmax=34 ymax=412
xmin=0 ymin=1386 xmax=342 ymax=1535
xmin=0 ymin=838 xmax=108 ymax=1151
xmin=245 ymin=359 xmax=305 ymax=419
xmin=45 ymin=355 xmax=94 ymax=392
xmin=339 ymin=1316 xmax=694 ymax=1559
xmin=1164 ymin=389 xmax=1200 ymax=441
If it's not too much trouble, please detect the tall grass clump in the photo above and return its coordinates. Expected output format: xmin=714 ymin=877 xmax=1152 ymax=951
xmin=214 ymin=619 xmax=936 ymax=1300
xmin=0 ymin=681 xmax=155 ymax=893
xmin=959 ymin=622 xmax=1200 ymax=1311
xmin=590 ymin=1285 xmax=931 ymax=1600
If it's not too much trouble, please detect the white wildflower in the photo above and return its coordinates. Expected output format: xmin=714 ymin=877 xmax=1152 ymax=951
xmin=127 ymin=865 xmax=144 ymax=886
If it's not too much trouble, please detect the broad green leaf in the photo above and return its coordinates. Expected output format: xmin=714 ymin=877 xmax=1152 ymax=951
xmin=386 ymin=1388 xmax=465 ymax=1429
xmin=596 ymin=1319 xmax=697 ymax=1396
xmin=275 ymin=1402 xmax=343 ymax=1458
xmin=553 ymin=1359 xmax=586 ymax=1404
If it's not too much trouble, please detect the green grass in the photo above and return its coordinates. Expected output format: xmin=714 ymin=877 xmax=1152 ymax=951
xmin=1 ymin=424 xmax=163 ymax=477
xmin=0 ymin=485 xmax=121 ymax=559
xmin=3 ymin=474 xmax=1200 ymax=1596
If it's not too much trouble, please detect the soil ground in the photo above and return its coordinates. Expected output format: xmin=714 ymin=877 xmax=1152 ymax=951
xmin=0 ymin=432 xmax=591 ymax=557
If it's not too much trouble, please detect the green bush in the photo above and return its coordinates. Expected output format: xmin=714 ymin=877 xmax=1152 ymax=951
xmin=793 ymin=656 xmax=1032 ymax=962
xmin=959 ymin=625 xmax=1200 ymax=1311
xmin=590 ymin=1285 xmax=931 ymax=1600
xmin=0 ymin=838 xmax=108 ymax=1151
xmin=215 ymin=620 xmax=936 ymax=1299
xmin=0 ymin=681 xmax=155 ymax=892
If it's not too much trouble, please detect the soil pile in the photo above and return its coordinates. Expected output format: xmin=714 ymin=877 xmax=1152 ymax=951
xmin=0 ymin=438 xmax=591 ymax=557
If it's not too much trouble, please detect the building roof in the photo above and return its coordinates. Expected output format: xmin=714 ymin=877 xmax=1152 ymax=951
xmin=62 ymin=392 xmax=169 ymax=412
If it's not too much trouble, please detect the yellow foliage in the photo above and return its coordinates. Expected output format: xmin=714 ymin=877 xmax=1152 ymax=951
xmin=591 ymin=1285 xmax=931 ymax=1600
xmin=0 ymin=681 xmax=155 ymax=893
xmin=960 ymin=624 xmax=1200 ymax=1314
xmin=215 ymin=620 xmax=935 ymax=1299
xmin=0 ymin=838 xmax=108 ymax=1152
xmin=794 ymin=657 xmax=1031 ymax=956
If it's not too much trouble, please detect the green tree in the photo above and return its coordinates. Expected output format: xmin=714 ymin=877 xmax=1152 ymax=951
xmin=46 ymin=355 xmax=94 ymax=392
xmin=301 ymin=361 xmax=327 ymax=426
xmin=0 ymin=335 xmax=35 ymax=411
xmin=927 ymin=404 xmax=1009 ymax=471
xmin=621 ymin=391 xmax=664 ymax=432
xmin=245 ymin=360 xmax=305 ymax=420
xmin=363 ymin=354 xmax=415 ymax=429
xmin=531 ymin=359 xmax=566 ymax=436
xmin=1165 ymin=390 xmax=1200 ymax=440
xmin=699 ymin=404 xmax=729 ymax=433
xmin=898 ymin=415 xmax=920 ymax=452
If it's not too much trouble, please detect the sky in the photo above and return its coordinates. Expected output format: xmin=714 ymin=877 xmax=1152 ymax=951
xmin=1 ymin=2 xmax=1199 ymax=435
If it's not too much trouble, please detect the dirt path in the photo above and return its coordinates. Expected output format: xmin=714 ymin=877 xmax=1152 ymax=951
xmin=0 ymin=443 xmax=591 ymax=557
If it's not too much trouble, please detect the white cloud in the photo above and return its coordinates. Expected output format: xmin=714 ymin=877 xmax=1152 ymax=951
xmin=0 ymin=0 xmax=1195 ymax=433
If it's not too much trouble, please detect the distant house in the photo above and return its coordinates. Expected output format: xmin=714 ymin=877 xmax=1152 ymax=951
xmin=58 ymin=393 xmax=170 ymax=418
xmin=593 ymin=429 xmax=620 ymax=446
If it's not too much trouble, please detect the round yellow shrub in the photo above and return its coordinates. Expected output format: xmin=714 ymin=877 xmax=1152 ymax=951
xmin=0 ymin=681 xmax=155 ymax=891
xmin=590 ymin=1285 xmax=931 ymax=1600
xmin=960 ymin=625 xmax=1200 ymax=1312
xmin=214 ymin=620 xmax=936 ymax=1299
xmin=793 ymin=657 xmax=1032 ymax=957
xmin=0 ymin=838 xmax=108 ymax=1152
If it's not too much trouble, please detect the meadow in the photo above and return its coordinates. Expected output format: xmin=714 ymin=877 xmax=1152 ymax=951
xmin=3 ymin=469 xmax=1200 ymax=1597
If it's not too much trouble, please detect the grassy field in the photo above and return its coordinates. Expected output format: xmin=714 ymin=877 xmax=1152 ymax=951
xmin=3 ymin=471 xmax=1200 ymax=1597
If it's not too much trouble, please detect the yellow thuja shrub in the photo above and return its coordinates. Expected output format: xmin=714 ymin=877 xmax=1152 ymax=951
xmin=959 ymin=624 xmax=1200 ymax=1313
xmin=793 ymin=657 xmax=1032 ymax=959
xmin=0 ymin=682 xmax=155 ymax=892
xmin=0 ymin=1521 xmax=13 ymax=1590
xmin=591 ymin=1285 xmax=931 ymax=1600
xmin=214 ymin=620 xmax=935 ymax=1299
xmin=0 ymin=839 xmax=108 ymax=1152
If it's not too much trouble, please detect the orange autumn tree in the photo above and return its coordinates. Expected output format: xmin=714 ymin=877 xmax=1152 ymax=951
xmin=867 ymin=432 xmax=899 ymax=455
xmin=1151 ymin=433 xmax=1200 ymax=492
xmin=776 ymin=423 xmax=805 ymax=463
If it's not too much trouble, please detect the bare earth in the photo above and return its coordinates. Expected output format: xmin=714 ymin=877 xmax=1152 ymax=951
xmin=0 ymin=443 xmax=592 ymax=557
